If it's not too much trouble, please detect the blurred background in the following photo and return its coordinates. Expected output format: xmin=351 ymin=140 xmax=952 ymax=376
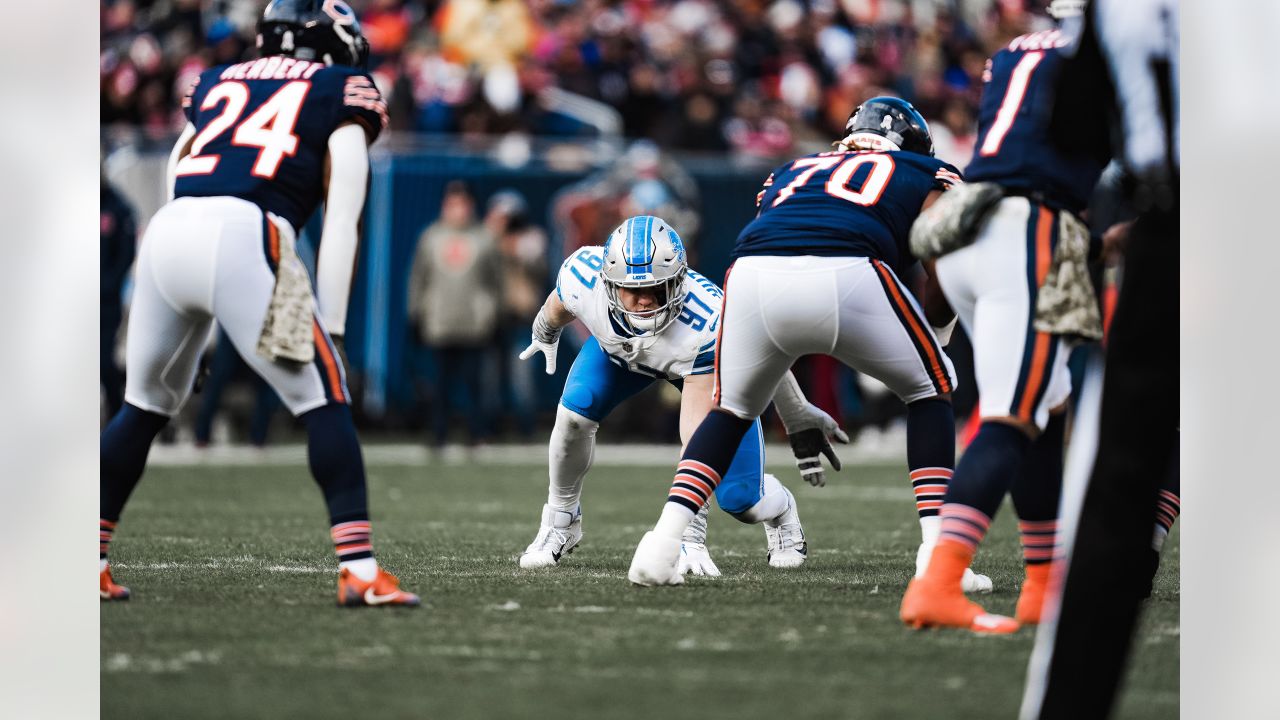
xmin=100 ymin=0 xmax=1063 ymax=449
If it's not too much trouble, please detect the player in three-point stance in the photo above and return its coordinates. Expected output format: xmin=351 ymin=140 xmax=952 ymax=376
xmin=519 ymin=216 xmax=848 ymax=577
xmin=628 ymin=97 xmax=989 ymax=592
xmin=900 ymin=2 xmax=1108 ymax=633
xmin=100 ymin=0 xmax=418 ymax=607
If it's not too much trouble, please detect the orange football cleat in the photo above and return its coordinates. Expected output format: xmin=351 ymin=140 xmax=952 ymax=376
xmin=337 ymin=567 xmax=420 ymax=608
xmin=900 ymin=541 xmax=1019 ymax=634
xmin=1015 ymin=562 xmax=1053 ymax=624
xmin=100 ymin=566 xmax=130 ymax=601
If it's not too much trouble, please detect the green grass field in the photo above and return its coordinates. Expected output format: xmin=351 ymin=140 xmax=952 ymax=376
xmin=101 ymin=458 xmax=1178 ymax=719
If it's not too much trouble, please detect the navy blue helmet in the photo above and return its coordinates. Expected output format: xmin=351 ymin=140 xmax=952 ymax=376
xmin=838 ymin=96 xmax=935 ymax=156
xmin=258 ymin=0 xmax=370 ymax=68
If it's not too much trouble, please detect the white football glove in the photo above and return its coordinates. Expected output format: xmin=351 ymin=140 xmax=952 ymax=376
xmin=628 ymin=531 xmax=685 ymax=586
xmin=678 ymin=543 xmax=722 ymax=577
xmin=518 ymin=308 xmax=563 ymax=375
xmin=677 ymin=506 xmax=721 ymax=577
xmin=786 ymin=404 xmax=850 ymax=487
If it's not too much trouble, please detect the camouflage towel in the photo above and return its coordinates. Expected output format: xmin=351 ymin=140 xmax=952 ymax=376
xmin=908 ymin=181 xmax=1005 ymax=260
xmin=1033 ymin=209 xmax=1103 ymax=342
xmin=256 ymin=227 xmax=316 ymax=365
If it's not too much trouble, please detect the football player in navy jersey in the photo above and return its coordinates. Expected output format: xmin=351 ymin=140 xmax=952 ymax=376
xmin=900 ymin=1 xmax=1107 ymax=633
xmin=100 ymin=0 xmax=419 ymax=607
xmin=628 ymin=97 xmax=989 ymax=594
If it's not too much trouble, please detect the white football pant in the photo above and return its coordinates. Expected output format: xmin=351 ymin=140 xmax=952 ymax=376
xmin=713 ymin=255 xmax=956 ymax=420
xmin=934 ymin=196 xmax=1071 ymax=431
xmin=124 ymin=196 xmax=348 ymax=417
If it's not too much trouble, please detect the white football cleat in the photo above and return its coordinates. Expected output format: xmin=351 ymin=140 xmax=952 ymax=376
xmin=915 ymin=541 xmax=994 ymax=594
xmin=628 ymin=531 xmax=685 ymax=586
xmin=518 ymin=504 xmax=582 ymax=569
xmin=678 ymin=506 xmax=721 ymax=576
xmin=764 ymin=486 xmax=807 ymax=569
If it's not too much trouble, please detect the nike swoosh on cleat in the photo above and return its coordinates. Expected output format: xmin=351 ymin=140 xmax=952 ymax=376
xmin=971 ymin=614 xmax=1019 ymax=633
xmin=551 ymin=549 xmax=562 ymax=562
xmin=364 ymin=588 xmax=404 ymax=605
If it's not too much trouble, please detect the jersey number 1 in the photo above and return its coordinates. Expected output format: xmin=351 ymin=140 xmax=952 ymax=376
xmin=979 ymin=51 xmax=1045 ymax=157
xmin=175 ymin=80 xmax=311 ymax=179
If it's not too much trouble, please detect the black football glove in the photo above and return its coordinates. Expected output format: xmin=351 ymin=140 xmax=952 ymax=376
xmin=786 ymin=406 xmax=849 ymax=487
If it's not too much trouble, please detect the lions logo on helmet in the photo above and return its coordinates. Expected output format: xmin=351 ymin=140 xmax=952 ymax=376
xmin=601 ymin=216 xmax=688 ymax=336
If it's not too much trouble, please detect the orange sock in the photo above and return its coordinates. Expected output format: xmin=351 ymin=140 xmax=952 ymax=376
xmin=923 ymin=539 xmax=975 ymax=591
xmin=1016 ymin=562 xmax=1052 ymax=623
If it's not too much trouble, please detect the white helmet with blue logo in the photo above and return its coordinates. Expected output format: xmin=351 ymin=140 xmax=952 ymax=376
xmin=601 ymin=215 xmax=688 ymax=335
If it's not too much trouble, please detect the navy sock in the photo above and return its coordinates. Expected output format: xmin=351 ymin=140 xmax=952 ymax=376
xmin=1012 ymin=411 xmax=1066 ymax=522
xmin=905 ymin=397 xmax=956 ymax=519
xmin=1012 ymin=412 xmax=1066 ymax=564
xmin=302 ymin=403 xmax=371 ymax=530
xmin=668 ymin=409 xmax=753 ymax=513
xmin=101 ymin=404 xmax=170 ymax=523
xmin=945 ymin=421 xmax=1031 ymax=520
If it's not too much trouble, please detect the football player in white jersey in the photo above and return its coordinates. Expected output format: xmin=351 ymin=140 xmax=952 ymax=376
xmin=518 ymin=216 xmax=848 ymax=576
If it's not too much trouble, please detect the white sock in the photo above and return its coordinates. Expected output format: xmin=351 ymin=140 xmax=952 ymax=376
xmin=1151 ymin=524 xmax=1169 ymax=553
xmin=919 ymin=515 xmax=941 ymax=547
xmin=547 ymin=405 xmax=598 ymax=512
xmin=654 ymin=503 xmax=696 ymax=540
xmin=340 ymin=557 xmax=378 ymax=582
xmin=742 ymin=474 xmax=792 ymax=526
xmin=100 ymin=558 xmax=109 ymax=573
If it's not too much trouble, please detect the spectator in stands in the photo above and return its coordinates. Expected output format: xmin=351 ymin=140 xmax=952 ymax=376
xmin=100 ymin=0 xmax=1030 ymax=162
xmin=101 ymin=176 xmax=136 ymax=422
xmin=408 ymin=181 xmax=502 ymax=448
xmin=487 ymin=189 xmax=549 ymax=439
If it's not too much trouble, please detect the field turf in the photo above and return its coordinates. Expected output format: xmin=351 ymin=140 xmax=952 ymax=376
xmin=101 ymin=458 xmax=1178 ymax=719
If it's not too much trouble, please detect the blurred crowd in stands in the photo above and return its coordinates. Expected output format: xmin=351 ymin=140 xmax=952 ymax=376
xmin=102 ymin=0 xmax=1059 ymax=445
xmin=102 ymin=0 xmax=1059 ymax=167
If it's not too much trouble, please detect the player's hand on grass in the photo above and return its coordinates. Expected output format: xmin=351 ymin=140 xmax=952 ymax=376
xmin=519 ymin=309 xmax=563 ymax=375
xmin=787 ymin=405 xmax=849 ymax=487
xmin=677 ymin=543 xmax=722 ymax=577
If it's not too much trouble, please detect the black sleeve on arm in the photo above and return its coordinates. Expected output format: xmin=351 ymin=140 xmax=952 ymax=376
xmin=1049 ymin=4 xmax=1115 ymax=166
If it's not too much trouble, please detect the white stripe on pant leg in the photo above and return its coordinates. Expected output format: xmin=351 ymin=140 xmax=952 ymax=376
xmin=1019 ymin=349 xmax=1104 ymax=719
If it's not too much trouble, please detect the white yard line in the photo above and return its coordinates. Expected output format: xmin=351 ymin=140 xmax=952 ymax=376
xmin=146 ymin=442 xmax=906 ymax=467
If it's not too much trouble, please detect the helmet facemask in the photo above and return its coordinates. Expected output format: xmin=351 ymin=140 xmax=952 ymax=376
xmin=604 ymin=270 xmax=687 ymax=337
xmin=600 ymin=215 xmax=689 ymax=338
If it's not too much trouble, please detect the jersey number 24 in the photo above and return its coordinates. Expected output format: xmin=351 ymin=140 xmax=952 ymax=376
xmin=176 ymin=80 xmax=310 ymax=180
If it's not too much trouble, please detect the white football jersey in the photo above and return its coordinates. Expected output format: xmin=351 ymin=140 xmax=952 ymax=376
xmin=556 ymin=246 xmax=723 ymax=381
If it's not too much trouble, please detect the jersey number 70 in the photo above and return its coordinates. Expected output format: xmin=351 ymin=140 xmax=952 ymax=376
xmin=176 ymin=80 xmax=311 ymax=179
xmin=771 ymin=154 xmax=896 ymax=208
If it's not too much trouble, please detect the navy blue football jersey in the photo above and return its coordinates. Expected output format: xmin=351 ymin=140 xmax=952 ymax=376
xmin=173 ymin=56 xmax=387 ymax=231
xmin=964 ymin=30 xmax=1105 ymax=213
xmin=733 ymin=149 xmax=961 ymax=273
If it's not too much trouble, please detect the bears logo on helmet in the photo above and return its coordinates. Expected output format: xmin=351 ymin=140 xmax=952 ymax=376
xmin=258 ymin=0 xmax=370 ymax=68
xmin=837 ymin=96 xmax=935 ymax=156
